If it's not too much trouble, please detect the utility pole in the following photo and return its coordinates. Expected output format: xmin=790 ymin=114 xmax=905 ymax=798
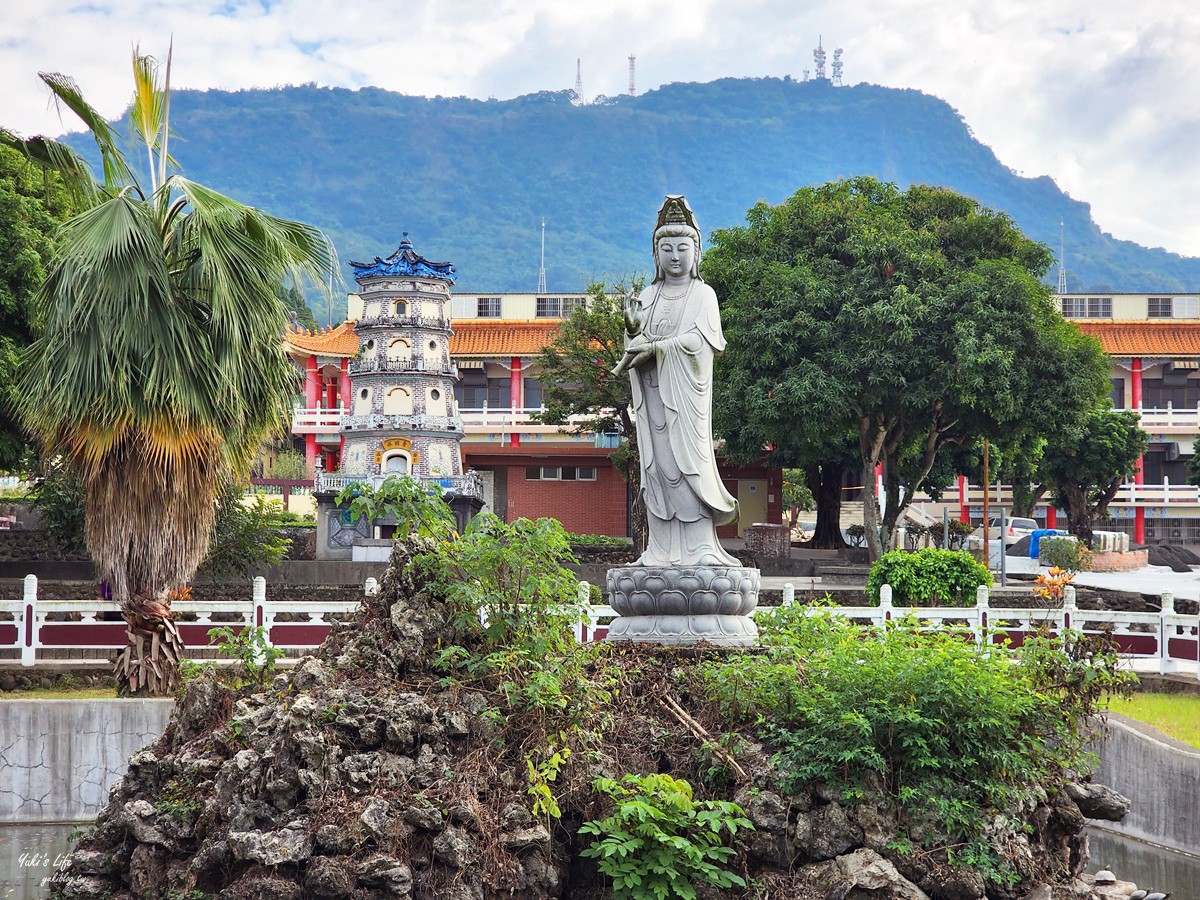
xmin=537 ymin=219 xmax=547 ymax=294
xmin=628 ymin=54 xmax=636 ymax=96
xmin=982 ymin=440 xmax=990 ymax=569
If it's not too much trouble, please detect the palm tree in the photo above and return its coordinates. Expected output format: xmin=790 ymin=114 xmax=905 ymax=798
xmin=2 ymin=48 xmax=336 ymax=694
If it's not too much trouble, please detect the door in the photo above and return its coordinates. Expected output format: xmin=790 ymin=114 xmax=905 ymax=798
xmin=736 ymin=479 xmax=768 ymax=537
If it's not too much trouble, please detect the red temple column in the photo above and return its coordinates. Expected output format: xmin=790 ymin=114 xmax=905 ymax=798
xmin=510 ymin=356 xmax=522 ymax=448
xmin=1046 ymin=506 xmax=1057 ymax=529
xmin=305 ymin=356 xmax=319 ymax=408
xmin=958 ymin=474 xmax=969 ymax=523
xmin=339 ymin=357 xmax=351 ymax=469
xmin=1132 ymin=357 xmax=1145 ymax=544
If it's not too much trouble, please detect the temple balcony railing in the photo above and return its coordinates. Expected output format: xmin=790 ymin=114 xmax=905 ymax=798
xmin=291 ymin=406 xmax=344 ymax=434
xmin=909 ymin=479 xmax=1200 ymax=511
xmin=348 ymin=357 xmax=457 ymax=377
xmin=458 ymin=405 xmax=618 ymax=436
xmin=314 ymin=470 xmax=483 ymax=498
xmin=355 ymin=314 xmax=450 ymax=331
xmin=341 ymin=413 xmax=463 ymax=433
xmin=1134 ymin=405 xmax=1200 ymax=433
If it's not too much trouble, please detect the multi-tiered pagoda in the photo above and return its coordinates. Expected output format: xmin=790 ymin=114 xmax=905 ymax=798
xmin=314 ymin=235 xmax=481 ymax=559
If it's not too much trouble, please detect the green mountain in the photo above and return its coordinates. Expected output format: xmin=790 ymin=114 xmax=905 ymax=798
xmin=69 ymin=76 xmax=1200 ymax=309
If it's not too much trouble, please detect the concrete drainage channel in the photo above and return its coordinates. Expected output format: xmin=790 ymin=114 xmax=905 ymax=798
xmin=2 ymin=702 xmax=1199 ymax=896
xmin=0 ymin=699 xmax=174 ymax=896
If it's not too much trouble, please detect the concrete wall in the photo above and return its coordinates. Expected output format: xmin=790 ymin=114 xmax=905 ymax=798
xmin=0 ymin=699 xmax=173 ymax=823
xmin=1093 ymin=713 xmax=1200 ymax=855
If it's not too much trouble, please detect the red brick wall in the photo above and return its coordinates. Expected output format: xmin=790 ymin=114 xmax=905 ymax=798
xmin=505 ymin=462 xmax=628 ymax=537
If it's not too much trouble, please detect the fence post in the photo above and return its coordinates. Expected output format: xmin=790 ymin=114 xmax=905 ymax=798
xmin=1062 ymin=585 xmax=1076 ymax=641
xmin=364 ymin=577 xmax=379 ymax=597
xmin=21 ymin=574 xmax=37 ymax=667
xmin=252 ymin=576 xmax=270 ymax=666
xmin=879 ymin=584 xmax=894 ymax=627
xmin=783 ymin=583 xmax=795 ymax=606
xmin=577 ymin=581 xmax=593 ymax=642
xmin=975 ymin=584 xmax=990 ymax=648
xmin=1159 ymin=590 xmax=1177 ymax=675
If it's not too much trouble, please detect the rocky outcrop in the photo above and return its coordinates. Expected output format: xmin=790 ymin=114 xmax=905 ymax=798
xmin=48 ymin=535 xmax=1128 ymax=900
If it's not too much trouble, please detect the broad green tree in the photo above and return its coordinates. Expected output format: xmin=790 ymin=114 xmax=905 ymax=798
xmin=1042 ymin=407 xmax=1149 ymax=546
xmin=704 ymin=177 xmax=1109 ymax=559
xmin=3 ymin=50 xmax=336 ymax=694
xmin=0 ymin=146 xmax=74 ymax=468
xmin=531 ymin=282 xmax=646 ymax=549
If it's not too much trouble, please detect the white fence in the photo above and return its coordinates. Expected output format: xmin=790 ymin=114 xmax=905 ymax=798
xmin=3 ymin=577 xmax=1197 ymax=678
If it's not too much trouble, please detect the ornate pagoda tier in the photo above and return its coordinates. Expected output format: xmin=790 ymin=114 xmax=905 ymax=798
xmin=339 ymin=234 xmax=466 ymax=486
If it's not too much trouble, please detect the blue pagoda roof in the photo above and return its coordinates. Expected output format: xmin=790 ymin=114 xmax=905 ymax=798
xmin=349 ymin=233 xmax=456 ymax=283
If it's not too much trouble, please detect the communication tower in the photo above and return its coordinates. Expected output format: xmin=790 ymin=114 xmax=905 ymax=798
xmin=538 ymin=220 xmax=547 ymax=294
xmin=575 ymin=59 xmax=583 ymax=103
xmin=1057 ymin=221 xmax=1067 ymax=294
xmin=802 ymin=68 xmax=810 ymax=81
xmin=813 ymin=36 xmax=826 ymax=80
xmin=628 ymin=54 xmax=636 ymax=96
xmin=832 ymin=48 xmax=844 ymax=85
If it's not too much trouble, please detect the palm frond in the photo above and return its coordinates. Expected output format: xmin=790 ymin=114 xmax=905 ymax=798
xmin=0 ymin=127 xmax=100 ymax=203
xmin=39 ymin=70 xmax=137 ymax=189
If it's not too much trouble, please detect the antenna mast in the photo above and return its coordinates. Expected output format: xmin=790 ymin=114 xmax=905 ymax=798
xmin=1057 ymin=220 xmax=1067 ymax=294
xmin=575 ymin=59 xmax=583 ymax=102
xmin=538 ymin=220 xmax=547 ymax=294
xmin=814 ymin=36 xmax=826 ymax=80
xmin=832 ymin=48 xmax=844 ymax=85
xmin=628 ymin=54 xmax=636 ymax=96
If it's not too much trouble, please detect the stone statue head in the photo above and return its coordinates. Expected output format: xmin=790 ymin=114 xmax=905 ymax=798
xmin=652 ymin=195 xmax=701 ymax=282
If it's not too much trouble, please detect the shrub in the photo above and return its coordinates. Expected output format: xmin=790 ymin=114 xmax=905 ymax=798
xmin=1038 ymin=537 xmax=1093 ymax=572
xmin=269 ymin=449 xmax=307 ymax=480
xmin=336 ymin=476 xmax=456 ymax=538
xmin=200 ymin=486 xmax=290 ymax=579
xmin=866 ymin=548 xmax=992 ymax=606
xmin=696 ymin=609 xmax=1133 ymax=887
xmin=579 ymin=773 xmax=751 ymax=900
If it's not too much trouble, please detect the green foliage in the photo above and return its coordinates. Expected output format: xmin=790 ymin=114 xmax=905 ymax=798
xmin=199 ymin=485 xmax=290 ymax=579
xmin=206 ymin=624 xmax=284 ymax=684
xmin=697 ymin=608 xmax=1132 ymax=884
xmin=1037 ymin=537 xmax=1093 ymax=573
xmin=782 ymin=468 xmax=815 ymax=513
xmin=866 ymin=548 xmax=992 ymax=606
xmin=335 ymin=476 xmax=456 ymax=538
xmin=567 ymin=532 xmax=633 ymax=547
xmin=29 ymin=460 xmax=86 ymax=553
xmin=269 ymin=449 xmax=307 ymax=480
xmin=579 ymin=773 xmax=751 ymax=900
xmin=1042 ymin=406 xmax=1149 ymax=545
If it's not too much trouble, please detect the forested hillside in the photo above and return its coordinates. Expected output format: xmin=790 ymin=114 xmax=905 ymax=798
xmin=67 ymin=76 xmax=1200 ymax=315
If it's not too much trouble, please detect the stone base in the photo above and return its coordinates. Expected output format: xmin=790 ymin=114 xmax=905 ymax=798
xmin=605 ymin=565 xmax=759 ymax=646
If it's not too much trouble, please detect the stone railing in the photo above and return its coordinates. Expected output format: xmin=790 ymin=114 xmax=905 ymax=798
xmin=340 ymin=414 xmax=462 ymax=432
xmin=355 ymin=314 xmax=449 ymax=331
xmin=314 ymin=470 xmax=483 ymax=499
xmin=348 ymin=357 xmax=456 ymax=377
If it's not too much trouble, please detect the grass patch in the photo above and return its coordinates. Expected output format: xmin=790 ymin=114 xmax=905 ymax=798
xmin=1 ymin=686 xmax=118 ymax=700
xmin=1109 ymin=692 xmax=1200 ymax=749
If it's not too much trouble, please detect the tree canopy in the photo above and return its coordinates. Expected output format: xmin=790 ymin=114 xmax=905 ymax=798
xmin=1042 ymin=407 xmax=1149 ymax=546
xmin=703 ymin=177 xmax=1110 ymax=558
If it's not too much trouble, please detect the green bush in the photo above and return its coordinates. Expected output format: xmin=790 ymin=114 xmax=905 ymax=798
xmin=697 ymin=607 xmax=1134 ymax=886
xmin=866 ymin=548 xmax=992 ymax=606
xmin=579 ymin=773 xmax=751 ymax=900
xmin=1038 ymin=537 xmax=1093 ymax=572
xmin=269 ymin=449 xmax=307 ymax=480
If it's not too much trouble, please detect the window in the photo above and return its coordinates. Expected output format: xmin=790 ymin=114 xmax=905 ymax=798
xmin=1178 ymin=297 xmax=1200 ymax=318
xmin=487 ymin=378 xmax=509 ymax=409
xmin=394 ymin=300 xmax=407 ymax=317
xmin=525 ymin=465 xmax=597 ymax=481
xmin=477 ymin=297 xmax=501 ymax=318
xmin=1060 ymin=297 xmax=1111 ymax=318
xmin=456 ymin=384 xmax=487 ymax=409
xmin=562 ymin=296 xmax=587 ymax=315
xmin=536 ymin=296 xmax=562 ymax=317
xmin=1149 ymin=297 xmax=1173 ymax=318
xmin=1110 ymin=378 xmax=1125 ymax=409
xmin=524 ymin=378 xmax=545 ymax=409
xmin=383 ymin=453 xmax=409 ymax=475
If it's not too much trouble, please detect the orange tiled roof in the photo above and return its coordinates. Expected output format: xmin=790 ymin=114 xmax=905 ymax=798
xmin=284 ymin=321 xmax=360 ymax=357
xmin=1074 ymin=321 xmax=1200 ymax=357
xmin=449 ymin=320 xmax=562 ymax=356
xmin=283 ymin=318 xmax=564 ymax=359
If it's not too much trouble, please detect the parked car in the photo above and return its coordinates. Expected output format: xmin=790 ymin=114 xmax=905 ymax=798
xmin=968 ymin=517 xmax=1039 ymax=548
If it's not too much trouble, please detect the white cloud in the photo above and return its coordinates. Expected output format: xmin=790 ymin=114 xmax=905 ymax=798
xmin=2 ymin=0 xmax=1199 ymax=256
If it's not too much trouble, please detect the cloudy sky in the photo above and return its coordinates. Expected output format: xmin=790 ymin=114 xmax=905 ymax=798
xmin=3 ymin=0 xmax=1198 ymax=258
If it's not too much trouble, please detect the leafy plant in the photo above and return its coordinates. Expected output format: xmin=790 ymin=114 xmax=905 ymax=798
xmin=1032 ymin=566 xmax=1075 ymax=603
xmin=28 ymin=460 xmax=86 ymax=553
xmin=207 ymin=624 xmax=284 ymax=684
xmin=336 ymin=476 xmax=456 ymax=539
xmin=1038 ymin=537 xmax=1093 ymax=572
xmin=845 ymin=523 xmax=867 ymax=548
xmin=866 ymin=548 xmax=992 ymax=607
xmin=579 ymin=773 xmax=751 ymax=900
xmin=200 ymin=484 xmax=290 ymax=578
xmin=269 ymin=449 xmax=307 ymax=480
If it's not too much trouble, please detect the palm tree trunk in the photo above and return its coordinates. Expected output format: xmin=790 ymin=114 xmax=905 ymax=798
xmin=116 ymin=592 xmax=184 ymax=696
